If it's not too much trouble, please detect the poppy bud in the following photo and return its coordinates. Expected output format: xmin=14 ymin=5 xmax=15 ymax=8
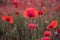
xmin=28 ymin=23 xmax=37 ymax=29
xmin=43 ymin=31 xmax=51 ymax=36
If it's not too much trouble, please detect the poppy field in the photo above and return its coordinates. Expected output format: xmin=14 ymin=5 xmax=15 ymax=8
xmin=0 ymin=0 xmax=60 ymax=40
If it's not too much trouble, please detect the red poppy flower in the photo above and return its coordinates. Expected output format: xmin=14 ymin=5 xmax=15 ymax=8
xmin=10 ymin=0 xmax=18 ymax=4
xmin=41 ymin=37 xmax=50 ymax=40
xmin=28 ymin=23 xmax=37 ymax=29
xmin=43 ymin=31 xmax=51 ymax=36
xmin=47 ymin=20 xmax=58 ymax=30
xmin=15 ymin=11 xmax=19 ymax=15
xmin=14 ymin=3 xmax=18 ymax=8
xmin=55 ymin=5 xmax=60 ymax=12
xmin=57 ymin=28 xmax=60 ymax=34
xmin=23 ymin=7 xmax=38 ymax=19
xmin=38 ymin=9 xmax=46 ymax=15
xmin=10 ymin=0 xmax=19 ymax=8
xmin=2 ymin=16 xmax=14 ymax=24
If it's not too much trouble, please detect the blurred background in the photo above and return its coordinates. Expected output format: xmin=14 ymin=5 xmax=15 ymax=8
xmin=0 ymin=0 xmax=60 ymax=40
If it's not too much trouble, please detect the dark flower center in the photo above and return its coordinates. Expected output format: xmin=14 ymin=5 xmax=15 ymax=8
xmin=6 ymin=18 xmax=10 ymax=21
xmin=49 ymin=26 xmax=53 ymax=29
xmin=27 ymin=10 xmax=34 ymax=17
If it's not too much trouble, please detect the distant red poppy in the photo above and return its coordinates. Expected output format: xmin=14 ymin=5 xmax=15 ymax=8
xmin=55 ymin=5 xmax=60 ymax=12
xmin=28 ymin=23 xmax=37 ymax=29
xmin=10 ymin=0 xmax=18 ymax=4
xmin=47 ymin=20 xmax=58 ymax=30
xmin=57 ymin=28 xmax=60 ymax=34
xmin=15 ymin=11 xmax=19 ymax=15
xmin=2 ymin=16 xmax=14 ymax=24
xmin=43 ymin=31 xmax=51 ymax=36
xmin=41 ymin=37 xmax=50 ymax=40
xmin=10 ymin=0 xmax=18 ymax=8
xmin=14 ymin=3 xmax=18 ymax=8
xmin=23 ymin=7 xmax=38 ymax=19
xmin=38 ymin=9 xmax=46 ymax=15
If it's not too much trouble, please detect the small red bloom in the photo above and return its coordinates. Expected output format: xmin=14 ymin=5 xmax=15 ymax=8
xmin=57 ymin=28 xmax=60 ymax=34
xmin=10 ymin=0 xmax=19 ymax=8
xmin=10 ymin=0 xmax=18 ymax=4
xmin=15 ymin=11 xmax=19 ymax=15
xmin=47 ymin=20 xmax=58 ymax=30
xmin=28 ymin=23 xmax=37 ymax=29
xmin=38 ymin=9 xmax=46 ymax=15
xmin=2 ymin=16 xmax=14 ymax=24
xmin=41 ymin=37 xmax=50 ymax=40
xmin=23 ymin=7 xmax=38 ymax=19
xmin=55 ymin=5 xmax=60 ymax=12
xmin=14 ymin=3 xmax=18 ymax=8
xmin=43 ymin=31 xmax=51 ymax=36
